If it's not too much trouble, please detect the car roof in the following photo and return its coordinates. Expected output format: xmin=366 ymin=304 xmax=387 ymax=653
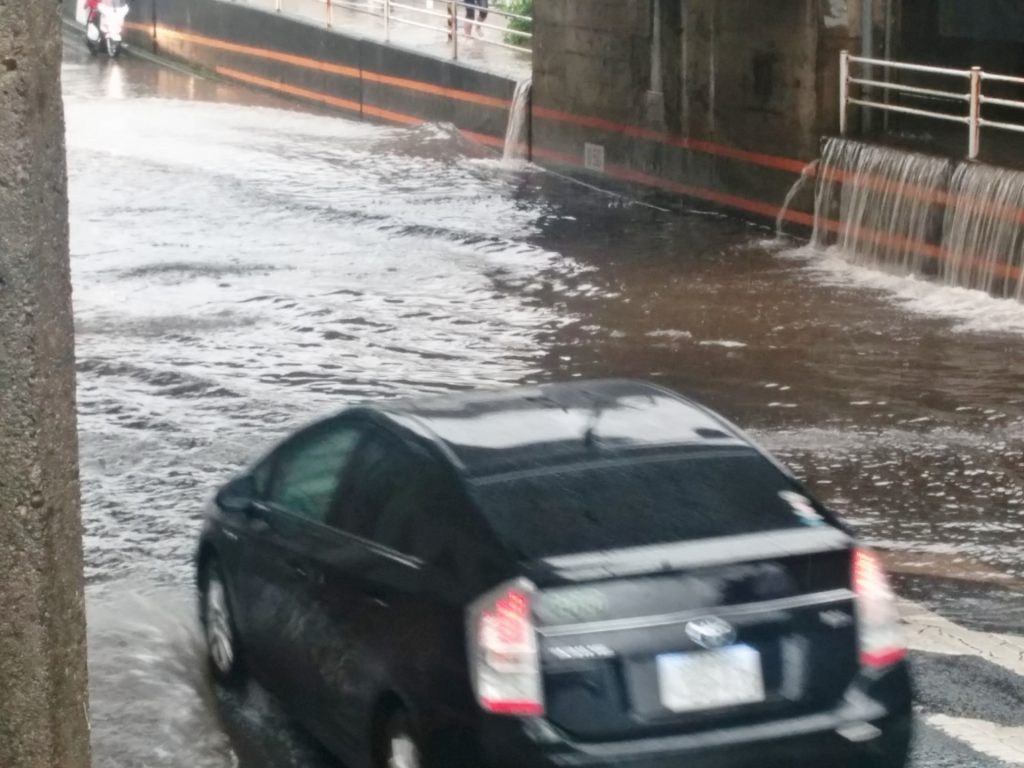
xmin=352 ymin=379 xmax=753 ymax=479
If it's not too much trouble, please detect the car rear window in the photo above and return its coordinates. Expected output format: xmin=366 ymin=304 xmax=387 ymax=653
xmin=470 ymin=449 xmax=823 ymax=560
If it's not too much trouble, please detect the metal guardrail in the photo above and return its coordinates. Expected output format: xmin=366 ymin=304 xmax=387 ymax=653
xmin=311 ymin=0 xmax=531 ymax=59
xmin=840 ymin=50 xmax=1024 ymax=160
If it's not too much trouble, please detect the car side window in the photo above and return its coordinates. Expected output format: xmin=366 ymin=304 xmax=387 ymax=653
xmin=266 ymin=421 xmax=362 ymax=524
xmin=330 ymin=430 xmax=455 ymax=563
xmin=250 ymin=455 xmax=273 ymax=499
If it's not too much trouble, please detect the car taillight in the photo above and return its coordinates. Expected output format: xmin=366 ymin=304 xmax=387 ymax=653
xmin=467 ymin=579 xmax=544 ymax=717
xmin=854 ymin=548 xmax=906 ymax=669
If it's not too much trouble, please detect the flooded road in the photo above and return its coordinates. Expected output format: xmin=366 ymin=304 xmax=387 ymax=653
xmin=62 ymin=37 xmax=1024 ymax=768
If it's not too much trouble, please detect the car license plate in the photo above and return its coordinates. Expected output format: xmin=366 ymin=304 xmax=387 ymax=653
xmin=656 ymin=645 xmax=765 ymax=713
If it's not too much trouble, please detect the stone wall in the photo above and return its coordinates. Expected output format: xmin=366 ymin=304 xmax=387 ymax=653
xmin=0 ymin=2 xmax=91 ymax=767
xmin=531 ymin=0 xmax=864 ymax=224
xmin=109 ymin=0 xmax=518 ymax=146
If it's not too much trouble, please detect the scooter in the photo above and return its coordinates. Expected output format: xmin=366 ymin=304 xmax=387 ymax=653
xmin=85 ymin=1 xmax=129 ymax=58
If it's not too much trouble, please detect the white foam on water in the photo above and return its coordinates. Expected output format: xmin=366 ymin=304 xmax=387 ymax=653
xmin=698 ymin=339 xmax=748 ymax=348
xmin=86 ymin=585 xmax=237 ymax=768
xmin=781 ymin=244 xmax=1024 ymax=335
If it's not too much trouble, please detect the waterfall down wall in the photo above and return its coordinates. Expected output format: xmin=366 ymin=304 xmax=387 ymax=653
xmin=812 ymin=138 xmax=1024 ymax=301
xmin=502 ymin=79 xmax=532 ymax=164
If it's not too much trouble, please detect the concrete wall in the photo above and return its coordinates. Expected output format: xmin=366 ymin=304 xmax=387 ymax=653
xmin=532 ymin=0 xmax=864 ymax=225
xmin=71 ymin=0 xmax=873 ymax=226
xmin=115 ymin=0 xmax=517 ymax=144
xmin=0 ymin=2 xmax=91 ymax=767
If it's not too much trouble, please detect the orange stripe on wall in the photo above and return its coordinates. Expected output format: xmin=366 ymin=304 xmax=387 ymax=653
xmin=150 ymin=26 xmax=1022 ymax=286
xmin=156 ymin=25 xmax=511 ymax=111
xmin=144 ymin=24 xmax=812 ymax=176
xmin=216 ymin=65 xmax=420 ymax=124
xmin=531 ymin=106 xmax=811 ymax=175
xmin=529 ymin=146 xmax=814 ymax=226
xmin=529 ymin=146 xmax=1024 ymax=283
xmin=162 ymin=26 xmax=361 ymax=78
xmin=212 ymin=61 xmax=809 ymax=227
xmin=819 ymin=164 xmax=1024 ymax=229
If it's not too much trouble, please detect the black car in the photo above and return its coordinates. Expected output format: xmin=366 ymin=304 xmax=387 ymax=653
xmin=197 ymin=379 xmax=912 ymax=768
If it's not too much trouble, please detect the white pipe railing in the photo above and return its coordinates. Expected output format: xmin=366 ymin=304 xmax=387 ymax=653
xmin=840 ymin=51 xmax=1024 ymax=160
xmin=320 ymin=0 xmax=531 ymax=57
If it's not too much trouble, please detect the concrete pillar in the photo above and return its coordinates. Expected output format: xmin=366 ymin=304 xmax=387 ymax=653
xmin=0 ymin=0 xmax=92 ymax=766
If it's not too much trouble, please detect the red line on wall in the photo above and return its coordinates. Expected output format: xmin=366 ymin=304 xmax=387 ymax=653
xmin=213 ymin=61 xmax=810 ymax=227
xmin=158 ymin=25 xmax=512 ymax=110
xmin=529 ymin=146 xmax=1024 ymax=284
xmin=145 ymin=24 xmax=815 ymax=176
xmin=529 ymin=146 xmax=815 ymax=227
xmin=216 ymin=65 xmax=421 ymax=124
xmin=531 ymin=106 xmax=811 ymax=175
xmin=160 ymin=26 xmax=1022 ymax=287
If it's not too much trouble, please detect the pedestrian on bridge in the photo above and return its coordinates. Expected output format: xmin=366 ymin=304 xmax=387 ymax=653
xmin=463 ymin=0 xmax=488 ymax=38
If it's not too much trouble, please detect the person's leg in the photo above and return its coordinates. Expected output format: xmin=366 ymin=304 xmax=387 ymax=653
xmin=476 ymin=0 xmax=487 ymax=36
xmin=463 ymin=2 xmax=475 ymax=37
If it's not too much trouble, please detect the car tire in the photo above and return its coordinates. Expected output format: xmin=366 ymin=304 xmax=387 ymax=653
xmin=200 ymin=559 xmax=245 ymax=687
xmin=380 ymin=710 xmax=423 ymax=768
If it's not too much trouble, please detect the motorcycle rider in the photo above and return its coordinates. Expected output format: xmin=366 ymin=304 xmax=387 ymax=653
xmin=84 ymin=0 xmax=101 ymax=29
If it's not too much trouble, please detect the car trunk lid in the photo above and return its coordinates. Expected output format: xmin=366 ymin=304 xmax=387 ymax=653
xmin=526 ymin=527 xmax=859 ymax=742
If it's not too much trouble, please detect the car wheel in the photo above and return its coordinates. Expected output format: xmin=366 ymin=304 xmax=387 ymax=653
xmin=382 ymin=711 xmax=423 ymax=768
xmin=201 ymin=560 xmax=244 ymax=686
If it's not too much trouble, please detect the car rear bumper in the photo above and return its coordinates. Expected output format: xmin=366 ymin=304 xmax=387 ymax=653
xmin=473 ymin=664 xmax=912 ymax=768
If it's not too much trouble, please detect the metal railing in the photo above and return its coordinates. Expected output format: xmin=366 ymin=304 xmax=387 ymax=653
xmin=312 ymin=0 xmax=531 ymax=59
xmin=840 ymin=50 xmax=1024 ymax=160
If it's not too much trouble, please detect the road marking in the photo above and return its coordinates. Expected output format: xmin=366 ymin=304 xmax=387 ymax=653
xmin=901 ymin=603 xmax=1024 ymax=763
xmin=927 ymin=716 xmax=1024 ymax=766
xmin=901 ymin=601 xmax=1024 ymax=678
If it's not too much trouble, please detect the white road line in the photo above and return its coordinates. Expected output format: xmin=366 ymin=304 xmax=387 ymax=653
xmin=900 ymin=602 xmax=1024 ymax=763
xmin=927 ymin=716 xmax=1024 ymax=766
xmin=901 ymin=601 xmax=1024 ymax=678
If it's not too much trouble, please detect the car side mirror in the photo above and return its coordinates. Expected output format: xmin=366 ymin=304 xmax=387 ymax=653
xmin=216 ymin=475 xmax=257 ymax=515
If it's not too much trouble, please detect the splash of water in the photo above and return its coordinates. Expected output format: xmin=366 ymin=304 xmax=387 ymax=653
xmin=502 ymin=78 xmax=531 ymax=164
xmin=810 ymin=138 xmax=1024 ymax=301
xmin=775 ymin=159 xmax=818 ymax=238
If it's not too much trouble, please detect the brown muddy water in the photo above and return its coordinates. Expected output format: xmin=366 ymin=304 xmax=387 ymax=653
xmin=61 ymin=40 xmax=1023 ymax=768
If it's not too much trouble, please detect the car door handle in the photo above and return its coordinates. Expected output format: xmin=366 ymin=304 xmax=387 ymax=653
xmin=249 ymin=517 xmax=271 ymax=534
xmin=246 ymin=503 xmax=272 ymax=533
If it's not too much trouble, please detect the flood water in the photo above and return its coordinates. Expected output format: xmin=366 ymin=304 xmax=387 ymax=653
xmin=62 ymin=41 xmax=1024 ymax=768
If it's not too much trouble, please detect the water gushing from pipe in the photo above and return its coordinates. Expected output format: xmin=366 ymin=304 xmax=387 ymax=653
xmin=776 ymin=159 xmax=818 ymax=238
xmin=502 ymin=78 xmax=531 ymax=164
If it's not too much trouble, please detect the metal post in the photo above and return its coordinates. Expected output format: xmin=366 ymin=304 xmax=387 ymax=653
xmin=384 ymin=0 xmax=390 ymax=40
xmin=860 ymin=0 xmax=874 ymax=133
xmin=969 ymin=67 xmax=982 ymax=160
xmin=883 ymin=0 xmax=893 ymax=131
xmin=326 ymin=0 xmax=332 ymax=27
xmin=450 ymin=0 xmax=458 ymax=60
xmin=839 ymin=50 xmax=850 ymax=136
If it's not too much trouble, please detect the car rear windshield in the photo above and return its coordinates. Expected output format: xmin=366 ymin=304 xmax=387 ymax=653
xmin=470 ymin=449 xmax=822 ymax=560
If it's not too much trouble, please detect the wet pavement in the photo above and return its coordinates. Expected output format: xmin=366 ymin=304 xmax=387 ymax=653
xmin=61 ymin=35 xmax=1024 ymax=768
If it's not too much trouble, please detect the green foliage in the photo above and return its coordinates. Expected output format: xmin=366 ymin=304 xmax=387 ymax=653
xmin=497 ymin=0 xmax=533 ymax=48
